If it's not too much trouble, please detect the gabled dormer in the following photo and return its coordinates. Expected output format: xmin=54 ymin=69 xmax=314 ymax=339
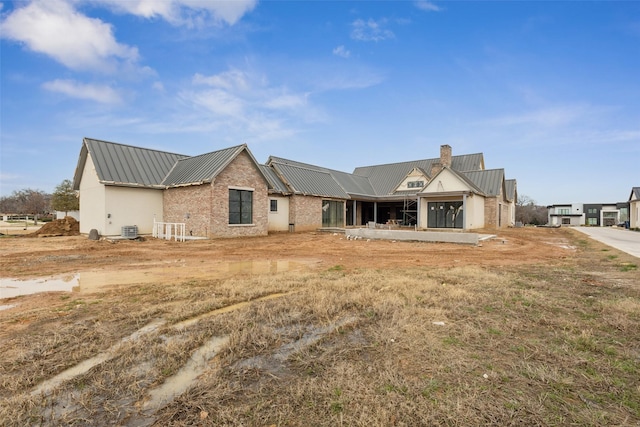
xmin=394 ymin=167 xmax=429 ymax=193
xmin=420 ymin=167 xmax=484 ymax=196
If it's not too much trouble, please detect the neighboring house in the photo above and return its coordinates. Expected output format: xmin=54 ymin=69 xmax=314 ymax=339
xmin=73 ymin=138 xmax=517 ymax=237
xmin=548 ymin=203 xmax=584 ymax=226
xmin=548 ymin=202 xmax=629 ymax=226
xmin=630 ymin=187 xmax=640 ymax=229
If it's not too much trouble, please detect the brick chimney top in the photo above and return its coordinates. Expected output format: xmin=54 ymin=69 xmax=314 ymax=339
xmin=430 ymin=161 xmax=443 ymax=178
xmin=440 ymin=144 xmax=452 ymax=168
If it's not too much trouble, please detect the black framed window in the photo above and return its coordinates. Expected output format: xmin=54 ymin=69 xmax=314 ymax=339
xmin=229 ymin=189 xmax=253 ymax=224
xmin=270 ymin=199 xmax=278 ymax=212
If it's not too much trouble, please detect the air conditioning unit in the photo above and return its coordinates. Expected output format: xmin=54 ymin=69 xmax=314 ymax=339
xmin=121 ymin=225 xmax=138 ymax=239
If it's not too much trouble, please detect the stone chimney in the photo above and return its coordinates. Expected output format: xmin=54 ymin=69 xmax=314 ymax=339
xmin=440 ymin=144 xmax=452 ymax=168
xmin=430 ymin=161 xmax=443 ymax=177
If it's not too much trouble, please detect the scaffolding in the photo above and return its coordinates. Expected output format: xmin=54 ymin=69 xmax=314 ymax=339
xmin=402 ymin=196 xmax=417 ymax=226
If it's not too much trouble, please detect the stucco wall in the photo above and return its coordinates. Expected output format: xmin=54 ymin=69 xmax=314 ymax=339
xmin=104 ymin=186 xmax=164 ymax=236
xmin=289 ymin=195 xmax=323 ymax=232
xmin=268 ymin=196 xmax=290 ymax=232
xmin=79 ymin=153 xmax=106 ymax=235
xmin=630 ymin=200 xmax=639 ymax=228
xmin=465 ymin=194 xmax=485 ymax=230
xmin=423 ymin=169 xmax=471 ymax=193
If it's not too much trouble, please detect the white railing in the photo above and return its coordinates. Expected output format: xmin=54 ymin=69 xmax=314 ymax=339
xmin=153 ymin=220 xmax=186 ymax=242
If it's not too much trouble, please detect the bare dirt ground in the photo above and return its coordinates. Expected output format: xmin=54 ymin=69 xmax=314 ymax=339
xmin=1 ymin=227 xmax=639 ymax=426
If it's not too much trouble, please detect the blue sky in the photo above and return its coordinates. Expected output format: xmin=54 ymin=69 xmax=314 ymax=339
xmin=1 ymin=0 xmax=638 ymax=206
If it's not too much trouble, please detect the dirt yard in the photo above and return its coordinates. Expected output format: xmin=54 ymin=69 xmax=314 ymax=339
xmin=1 ymin=227 xmax=639 ymax=425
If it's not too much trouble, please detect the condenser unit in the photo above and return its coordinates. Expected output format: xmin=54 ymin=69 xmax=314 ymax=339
xmin=121 ymin=225 xmax=138 ymax=239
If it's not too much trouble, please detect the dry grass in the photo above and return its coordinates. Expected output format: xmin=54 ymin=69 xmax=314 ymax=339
xmin=1 ymin=230 xmax=639 ymax=426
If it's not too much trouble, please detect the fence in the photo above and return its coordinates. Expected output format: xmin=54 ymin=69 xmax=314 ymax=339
xmin=152 ymin=220 xmax=186 ymax=242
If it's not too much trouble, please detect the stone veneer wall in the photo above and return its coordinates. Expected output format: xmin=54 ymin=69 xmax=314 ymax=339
xmin=163 ymin=150 xmax=268 ymax=238
xmin=483 ymin=197 xmax=510 ymax=228
xmin=210 ymin=150 xmax=268 ymax=238
xmin=164 ymin=185 xmax=211 ymax=237
xmin=289 ymin=194 xmax=323 ymax=232
xmin=484 ymin=197 xmax=498 ymax=228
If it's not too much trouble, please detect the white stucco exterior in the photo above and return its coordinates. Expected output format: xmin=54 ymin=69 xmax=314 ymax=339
xmin=395 ymin=168 xmax=428 ymax=192
xmin=417 ymin=169 xmax=486 ymax=230
xmin=424 ymin=169 xmax=472 ymax=193
xmin=79 ymin=153 xmax=106 ymax=235
xmin=104 ymin=186 xmax=163 ymax=236
xmin=267 ymin=196 xmax=290 ymax=232
xmin=79 ymin=152 xmax=163 ymax=236
xmin=465 ymin=193 xmax=485 ymax=229
xmin=630 ymin=198 xmax=639 ymax=229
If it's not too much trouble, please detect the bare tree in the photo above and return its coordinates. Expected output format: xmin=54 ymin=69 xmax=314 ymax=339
xmin=516 ymin=195 xmax=548 ymax=225
xmin=0 ymin=189 xmax=50 ymax=224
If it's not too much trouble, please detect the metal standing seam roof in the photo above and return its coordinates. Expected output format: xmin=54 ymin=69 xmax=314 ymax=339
xmin=259 ymin=164 xmax=291 ymax=193
xmin=462 ymin=169 xmax=505 ymax=197
xmin=75 ymin=138 xmax=188 ymax=189
xmin=352 ymin=153 xmax=485 ymax=196
xmin=162 ymin=145 xmax=246 ymax=187
xmin=270 ymin=162 xmax=349 ymax=198
xmin=505 ymin=179 xmax=517 ymax=202
xmin=267 ymin=156 xmax=375 ymax=197
xmin=630 ymin=187 xmax=640 ymax=201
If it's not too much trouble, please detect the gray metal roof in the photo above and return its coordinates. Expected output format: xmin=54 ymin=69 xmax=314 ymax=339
xmin=353 ymin=153 xmax=484 ymax=196
xmin=259 ymin=164 xmax=290 ymax=194
xmin=162 ymin=145 xmax=246 ymax=187
xmin=270 ymin=162 xmax=349 ymax=198
xmin=630 ymin=187 xmax=640 ymax=201
xmin=463 ymin=169 xmax=505 ymax=197
xmin=268 ymin=156 xmax=374 ymax=197
xmin=505 ymin=179 xmax=517 ymax=202
xmin=73 ymin=138 xmax=187 ymax=189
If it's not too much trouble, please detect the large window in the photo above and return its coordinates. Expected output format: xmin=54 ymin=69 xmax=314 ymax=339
xmin=229 ymin=189 xmax=253 ymax=225
xmin=558 ymin=208 xmax=570 ymax=215
xmin=322 ymin=200 xmax=344 ymax=228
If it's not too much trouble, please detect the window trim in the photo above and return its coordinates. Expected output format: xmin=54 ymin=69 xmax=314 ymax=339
xmin=229 ymin=188 xmax=254 ymax=225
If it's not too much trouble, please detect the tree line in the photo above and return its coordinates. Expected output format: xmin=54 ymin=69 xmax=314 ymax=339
xmin=515 ymin=195 xmax=548 ymax=225
xmin=0 ymin=180 xmax=79 ymax=217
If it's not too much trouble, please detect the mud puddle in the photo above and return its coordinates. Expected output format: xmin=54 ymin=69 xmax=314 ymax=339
xmin=1 ymin=259 xmax=316 ymax=300
xmin=30 ymin=292 xmax=288 ymax=417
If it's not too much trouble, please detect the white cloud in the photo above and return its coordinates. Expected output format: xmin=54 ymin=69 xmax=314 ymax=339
xmin=152 ymin=81 xmax=165 ymax=91
xmin=414 ymin=1 xmax=442 ymax=12
xmin=92 ymin=0 xmax=258 ymax=27
xmin=481 ymin=105 xmax=589 ymax=128
xmin=42 ymin=79 xmax=122 ymax=104
xmin=333 ymin=45 xmax=351 ymax=59
xmin=351 ymin=18 xmax=395 ymax=42
xmin=193 ymin=69 xmax=250 ymax=91
xmin=1 ymin=0 xmax=139 ymax=73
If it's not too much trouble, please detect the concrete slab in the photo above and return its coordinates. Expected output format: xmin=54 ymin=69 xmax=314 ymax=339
xmin=345 ymin=228 xmax=483 ymax=245
xmin=572 ymin=227 xmax=640 ymax=258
